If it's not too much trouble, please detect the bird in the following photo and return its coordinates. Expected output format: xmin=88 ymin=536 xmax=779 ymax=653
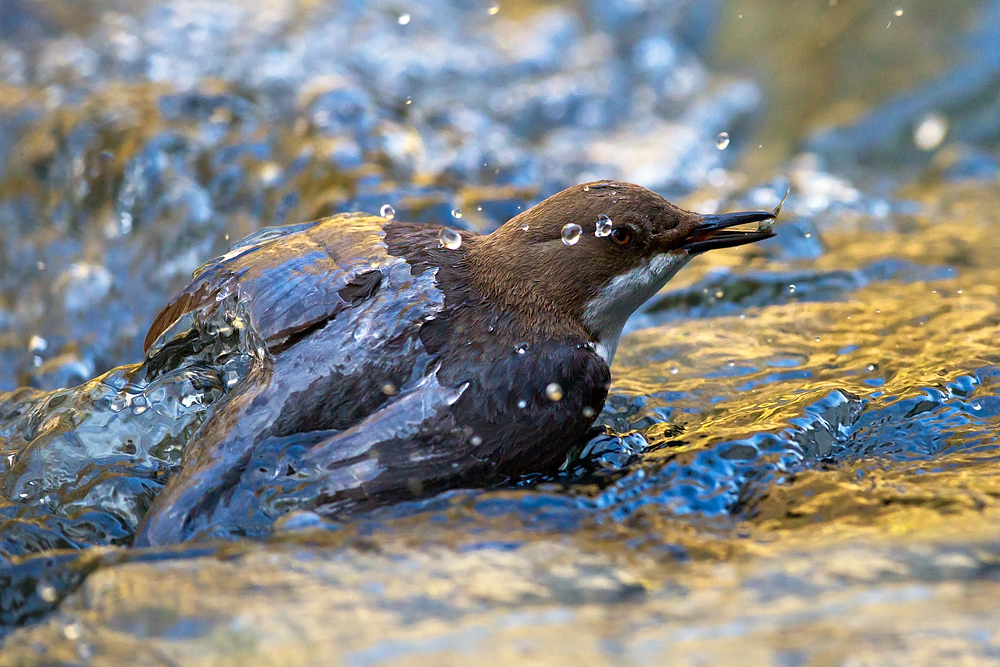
xmin=133 ymin=180 xmax=777 ymax=546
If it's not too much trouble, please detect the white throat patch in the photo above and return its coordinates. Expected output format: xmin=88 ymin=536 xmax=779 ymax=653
xmin=582 ymin=251 xmax=692 ymax=365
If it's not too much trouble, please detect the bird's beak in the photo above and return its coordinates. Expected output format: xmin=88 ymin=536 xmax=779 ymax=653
xmin=680 ymin=209 xmax=777 ymax=254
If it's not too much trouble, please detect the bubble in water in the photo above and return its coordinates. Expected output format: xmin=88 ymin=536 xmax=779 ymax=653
xmin=561 ymin=223 xmax=582 ymax=245
xmin=517 ymin=399 xmax=527 ymax=409
xmin=582 ymin=406 xmax=596 ymax=418
xmin=451 ymin=208 xmax=463 ymax=219
xmin=488 ymin=3 xmax=500 ymax=15
xmin=380 ymin=204 xmax=395 ymax=219
xmin=595 ymin=214 xmax=613 ymax=237
xmin=520 ymin=222 xmax=530 ymax=232
xmin=914 ymin=113 xmax=948 ymax=150
xmin=716 ymin=132 xmax=731 ymax=150
xmin=398 ymin=13 xmax=411 ymax=25
xmin=438 ymin=228 xmax=462 ymax=250
xmin=545 ymin=382 xmax=564 ymax=401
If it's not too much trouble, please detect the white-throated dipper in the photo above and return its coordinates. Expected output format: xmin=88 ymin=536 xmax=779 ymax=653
xmin=134 ymin=180 xmax=777 ymax=545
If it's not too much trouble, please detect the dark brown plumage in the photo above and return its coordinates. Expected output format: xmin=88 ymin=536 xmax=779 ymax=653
xmin=134 ymin=180 xmax=776 ymax=545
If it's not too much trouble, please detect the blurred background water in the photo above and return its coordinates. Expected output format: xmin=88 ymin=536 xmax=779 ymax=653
xmin=1 ymin=0 xmax=1000 ymax=664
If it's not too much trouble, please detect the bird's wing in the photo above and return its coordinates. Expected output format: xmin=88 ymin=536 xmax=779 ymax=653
xmin=143 ymin=214 xmax=392 ymax=355
xmin=134 ymin=216 xmax=454 ymax=546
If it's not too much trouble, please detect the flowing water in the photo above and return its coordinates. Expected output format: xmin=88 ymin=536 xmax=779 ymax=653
xmin=1 ymin=0 xmax=1000 ymax=664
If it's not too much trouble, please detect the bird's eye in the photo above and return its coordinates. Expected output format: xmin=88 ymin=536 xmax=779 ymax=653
xmin=609 ymin=227 xmax=634 ymax=247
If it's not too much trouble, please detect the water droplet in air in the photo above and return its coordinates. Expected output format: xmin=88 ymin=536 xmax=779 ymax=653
xmin=545 ymin=382 xmax=564 ymax=401
xmin=28 ymin=335 xmax=47 ymax=352
xmin=63 ymin=623 xmax=82 ymax=641
xmin=398 ymin=13 xmax=411 ymax=25
xmin=670 ymin=367 xmax=679 ymax=375
xmin=583 ymin=185 xmax=590 ymax=191
xmin=471 ymin=435 xmax=483 ymax=446
xmin=517 ymin=399 xmax=527 ymax=409
xmin=438 ymin=228 xmax=462 ymax=250
xmin=715 ymin=290 xmax=725 ymax=299
xmin=520 ymin=222 xmax=530 ymax=232
xmin=451 ymin=208 xmax=463 ymax=219
xmin=716 ymin=132 xmax=731 ymax=150
xmin=380 ymin=204 xmax=395 ymax=219
xmin=867 ymin=364 xmax=876 ymax=372
xmin=561 ymin=223 xmax=582 ymax=245
xmin=914 ymin=113 xmax=947 ymax=151
xmin=382 ymin=383 xmax=397 ymax=396
xmin=516 ymin=343 xmax=528 ymax=355
xmin=595 ymin=214 xmax=613 ymax=237
xmin=895 ymin=7 xmax=903 ymax=16
xmin=789 ymin=284 xmax=796 ymax=293
xmin=488 ymin=3 xmax=500 ymax=15
xmin=814 ymin=336 xmax=821 ymax=342
xmin=582 ymin=406 xmax=596 ymax=418
xmin=37 ymin=582 xmax=58 ymax=602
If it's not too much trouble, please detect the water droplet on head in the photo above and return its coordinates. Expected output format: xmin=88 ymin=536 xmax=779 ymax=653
xmin=867 ymin=364 xmax=876 ymax=372
xmin=438 ymin=228 xmax=463 ymax=250
xmin=789 ymin=284 xmax=796 ymax=293
xmin=398 ymin=12 xmax=411 ymax=24
xmin=561 ymin=223 xmax=582 ymax=245
xmin=582 ymin=406 xmax=596 ymax=418
xmin=451 ymin=208 xmax=463 ymax=219
xmin=716 ymin=132 xmax=731 ymax=150
xmin=471 ymin=435 xmax=483 ymax=446
xmin=380 ymin=204 xmax=395 ymax=219
xmin=520 ymin=222 xmax=530 ymax=232
xmin=595 ymin=214 xmax=613 ymax=237
xmin=516 ymin=343 xmax=528 ymax=355
xmin=545 ymin=382 xmax=563 ymax=401
xmin=517 ymin=399 xmax=527 ymax=409
xmin=381 ymin=383 xmax=397 ymax=396
xmin=670 ymin=367 xmax=679 ymax=375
